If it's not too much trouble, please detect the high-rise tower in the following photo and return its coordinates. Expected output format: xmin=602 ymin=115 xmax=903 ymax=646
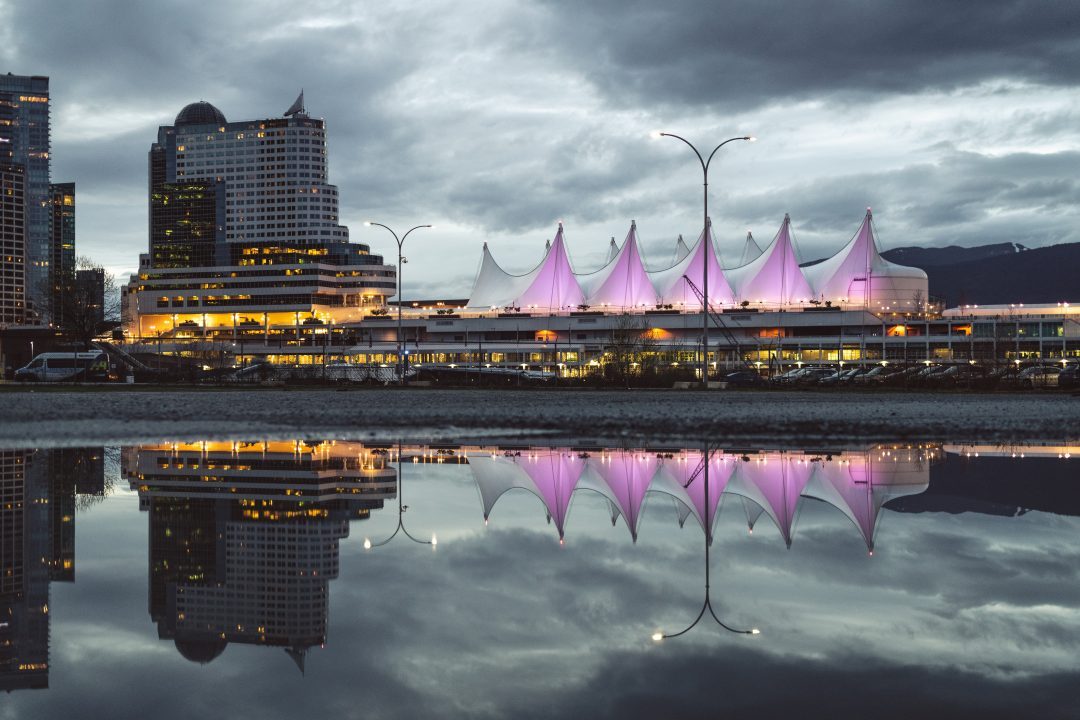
xmin=0 ymin=74 xmax=75 ymax=326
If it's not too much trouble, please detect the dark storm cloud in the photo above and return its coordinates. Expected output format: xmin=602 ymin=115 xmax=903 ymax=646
xmin=539 ymin=0 xmax=1080 ymax=109
xmin=4 ymin=0 xmax=1080 ymax=293
xmin=732 ymin=148 xmax=1080 ymax=257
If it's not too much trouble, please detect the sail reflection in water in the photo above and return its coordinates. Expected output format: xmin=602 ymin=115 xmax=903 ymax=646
xmin=123 ymin=441 xmax=396 ymax=671
xmin=471 ymin=446 xmax=934 ymax=551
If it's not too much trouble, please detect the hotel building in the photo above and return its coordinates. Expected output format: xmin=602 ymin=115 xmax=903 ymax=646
xmin=124 ymin=97 xmax=397 ymax=340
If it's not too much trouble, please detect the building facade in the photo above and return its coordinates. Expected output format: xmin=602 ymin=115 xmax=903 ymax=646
xmin=48 ymin=182 xmax=75 ymax=327
xmin=125 ymin=98 xmax=396 ymax=338
xmin=0 ymin=164 xmax=26 ymax=324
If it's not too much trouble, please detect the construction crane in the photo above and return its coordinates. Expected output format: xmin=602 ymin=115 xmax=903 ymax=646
xmin=681 ymin=275 xmax=751 ymax=370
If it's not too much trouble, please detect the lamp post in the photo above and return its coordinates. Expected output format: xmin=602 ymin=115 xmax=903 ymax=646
xmin=363 ymin=442 xmax=437 ymax=550
xmin=652 ymin=443 xmax=759 ymax=641
xmin=365 ymin=222 xmax=432 ymax=385
xmin=653 ymin=132 xmax=754 ymax=387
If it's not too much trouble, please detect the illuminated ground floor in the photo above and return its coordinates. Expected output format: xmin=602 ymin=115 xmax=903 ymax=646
xmin=116 ymin=305 xmax=1080 ymax=379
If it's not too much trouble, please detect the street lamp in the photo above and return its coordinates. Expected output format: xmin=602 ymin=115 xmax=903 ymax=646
xmin=363 ymin=442 xmax=437 ymax=550
xmin=653 ymin=131 xmax=755 ymax=387
xmin=365 ymin=221 xmax=433 ymax=385
xmin=651 ymin=443 xmax=759 ymax=641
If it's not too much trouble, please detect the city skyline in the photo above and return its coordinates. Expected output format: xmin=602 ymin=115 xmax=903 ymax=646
xmin=3 ymin=0 xmax=1080 ymax=300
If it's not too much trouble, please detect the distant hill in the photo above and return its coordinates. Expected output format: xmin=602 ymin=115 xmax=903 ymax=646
xmin=882 ymin=242 xmax=1020 ymax=267
xmin=880 ymin=242 xmax=1080 ymax=306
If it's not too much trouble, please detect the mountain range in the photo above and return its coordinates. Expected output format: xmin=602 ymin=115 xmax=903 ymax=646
xmin=879 ymin=242 xmax=1079 ymax=307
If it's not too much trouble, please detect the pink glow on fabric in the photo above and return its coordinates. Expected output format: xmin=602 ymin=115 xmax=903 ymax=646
xmin=517 ymin=452 xmax=585 ymax=538
xmin=514 ymin=224 xmax=585 ymax=311
xmin=594 ymin=452 xmax=659 ymax=540
xmin=731 ymin=455 xmax=813 ymax=547
xmin=587 ymin=223 xmax=659 ymax=308
xmin=733 ymin=215 xmax=813 ymax=305
xmin=657 ymin=223 xmax=735 ymax=308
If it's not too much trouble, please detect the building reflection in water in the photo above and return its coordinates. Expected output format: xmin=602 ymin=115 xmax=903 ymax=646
xmin=1 ymin=449 xmax=104 ymax=692
xmin=123 ymin=441 xmax=396 ymax=672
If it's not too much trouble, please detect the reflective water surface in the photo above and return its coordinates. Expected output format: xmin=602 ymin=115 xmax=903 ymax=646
xmin=2 ymin=440 xmax=1078 ymax=718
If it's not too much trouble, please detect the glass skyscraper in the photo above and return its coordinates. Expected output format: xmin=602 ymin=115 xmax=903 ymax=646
xmin=0 ymin=73 xmax=75 ymax=325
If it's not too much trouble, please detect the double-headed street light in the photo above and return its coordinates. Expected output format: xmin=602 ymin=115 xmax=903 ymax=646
xmin=651 ymin=443 xmax=759 ymax=642
xmin=365 ymin=222 xmax=433 ymax=385
xmin=652 ymin=132 xmax=755 ymax=387
xmin=363 ymin=442 xmax=437 ymax=550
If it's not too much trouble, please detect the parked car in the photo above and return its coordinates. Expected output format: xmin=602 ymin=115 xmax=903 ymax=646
xmin=1018 ymin=365 xmax=1062 ymax=388
xmin=1059 ymin=365 xmax=1078 ymax=389
xmin=854 ymin=366 xmax=893 ymax=385
xmin=724 ymin=370 xmax=765 ymax=387
xmin=795 ymin=368 xmax=835 ymax=385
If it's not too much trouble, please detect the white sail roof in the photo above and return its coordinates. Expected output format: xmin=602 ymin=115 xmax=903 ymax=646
xmin=580 ymin=221 xmax=659 ymax=309
xmin=673 ymin=234 xmax=692 ymax=263
xmin=803 ymin=208 xmax=928 ymax=308
xmin=605 ymin=237 xmax=619 ymax=264
xmin=736 ymin=231 xmax=763 ymax=266
xmin=727 ymin=214 xmax=814 ymax=306
xmin=466 ymin=243 xmax=534 ymax=309
xmin=649 ymin=219 xmax=736 ymax=307
xmin=467 ymin=223 xmax=585 ymax=311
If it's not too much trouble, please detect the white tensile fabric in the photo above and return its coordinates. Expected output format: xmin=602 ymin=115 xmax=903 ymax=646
xmin=803 ymin=208 xmax=928 ymax=309
xmin=467 ymin=212 xmax=927 ymax=312
xmin=726 ymin=214 xmax=814 ymax=306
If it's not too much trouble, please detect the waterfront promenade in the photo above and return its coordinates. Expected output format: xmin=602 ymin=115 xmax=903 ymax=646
xmin=1 ymin=387 xmax=1077 ymax=447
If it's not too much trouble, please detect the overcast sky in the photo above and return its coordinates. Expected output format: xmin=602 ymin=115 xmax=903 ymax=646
xmin=4 ymin=0 xmax=1080 ymax=298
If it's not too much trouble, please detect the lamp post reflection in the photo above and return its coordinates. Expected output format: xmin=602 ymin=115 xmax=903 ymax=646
xmin=363 ymin=441 xmax=437 ymax=550
xmin=652 ymin=442 xmax=759 ymax=641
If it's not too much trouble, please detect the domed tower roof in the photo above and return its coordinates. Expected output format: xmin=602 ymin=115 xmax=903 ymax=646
xmin=174 ymin=101 xmax=227 ymax=127
xmin=174 ymin=636 xmax=228 ymax=664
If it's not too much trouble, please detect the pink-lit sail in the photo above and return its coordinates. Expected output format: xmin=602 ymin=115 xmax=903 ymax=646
xmin=803 ymin=208 xmax=928 ymax=309
xmin=514 ymin=223 xmax=586 ymax=311
xmin=592 ymin=451 xmax=659 ymax=541
xmin=728 ymin=214 xmax=813 ymax=306
xmin=651 ymin=219 xmax=736 ymax=308
xmin=516 ymin=451 xmax=585 ymax=539
xmin=581 ymin=221 xmax=659 ymax=309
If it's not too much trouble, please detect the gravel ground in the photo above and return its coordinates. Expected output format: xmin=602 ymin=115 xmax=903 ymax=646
xmin=0 ymin=387 xmax=1077 ymax=447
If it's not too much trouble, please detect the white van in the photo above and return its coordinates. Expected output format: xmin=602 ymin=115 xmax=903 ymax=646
xmin=15 ymin=352 xmax=109 ymax=382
